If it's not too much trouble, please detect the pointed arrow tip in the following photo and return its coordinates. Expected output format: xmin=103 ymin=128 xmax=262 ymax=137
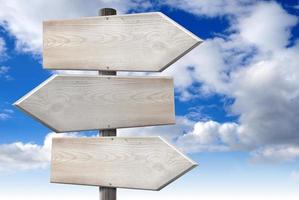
xmin=12 ymin=101 xmax=18 ymax=107
xmin=156 ymin=12 xmax=204 ymax=43
xmin=13 ymin=96 xmax=23 ymax=107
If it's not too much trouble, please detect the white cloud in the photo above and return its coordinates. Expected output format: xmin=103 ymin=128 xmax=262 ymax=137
xmin=237 ymin=2 xmax=298 ymax=52
xmin=119 ymin=116 xmax=195 ymax=142
xmin=251 ymin=146 xmax=299 ymax=163
xmin=158 ymin=1 xmax=299 ymax=162
xmin=0 ymin=141 xmax=48 ymax=172
xmin=0 ymin=66 xmax=9 ymax=74
xmin=0 ymin=113 xmax=10 ymax=121
xmin=0 ymin=37 xmax=6 ymax=57
xmin=0 ymin=66 xmax=11 ymax=80
xmin=176 ymin=121 xmax=242 ymax=153
xmin=0 ymin=132 xmax=83 ymax=174
xmin=0 ymin=113 xmax=10 ymax=120
xmin=0 ymin=108 xmax=13 ymax=120
xmin=119 ymin=117 xmax=247 ymax=153
xmin=0 ymin=39 xmax=10 ymax=79
xmin=55 ymin=70 xmax=98 ymax=76
xmin=229 ymin=46 xmax=299 ymax=147
xmin=163 ymin=0 xmax=253 ymax=18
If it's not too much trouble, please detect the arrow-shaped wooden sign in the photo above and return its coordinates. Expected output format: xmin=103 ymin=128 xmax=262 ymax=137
xmin=43 ymin=12 xmax=202 ymax=72
xmin=51 ymin=137 xmax=197 ymax=190
xmin=14 ymin=75 xmax=174 ymax=132
xmin=14 ymin=9 xmax=201 ymax=198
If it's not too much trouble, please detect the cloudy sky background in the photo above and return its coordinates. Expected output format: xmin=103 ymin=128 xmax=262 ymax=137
xmin=0 ymin=0 xmax=299 ymax=199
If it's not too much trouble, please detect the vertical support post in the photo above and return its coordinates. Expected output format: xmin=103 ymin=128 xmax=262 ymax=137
xmin=98 ymin=7 xmax=117 ymax=200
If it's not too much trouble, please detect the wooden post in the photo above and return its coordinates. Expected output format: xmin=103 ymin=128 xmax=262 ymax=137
xmin=98 ymin=7 xmax=117 ymax=200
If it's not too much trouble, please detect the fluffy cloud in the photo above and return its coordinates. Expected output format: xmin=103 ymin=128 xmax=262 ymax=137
xmin=162 ymin=1 xmax=299 ymax=162
xmin=0 ymin=66 xmax=9 ymax=74
xmin=0 ymin=132 xmax=82 ymax=173
xmin=251 ymin=145 xmax=299 ymax=163
xmin=163 ymin=0 xmax=253 ymax=18
xmin=0 ymin=108 xmax=13 ymax=120
xmin=237 ymin=2 xmax=298 ymax=52
xmin=119 ymin=118 xmax=245 ymax=153
xmin=0 ymin=37 xmax=5 ymax=57
xmin=230 ymin=46 xmax=299 ymax=147
xmin=0 ymin=66 xmax=11 ymax=80
xmin=117 ymin=118 xmax=244 ymax=155
xmin=0 ymin=141 xmax=48 ymax=173
xmin=0 ymin=113 xmax=10 ymax=120
xmin=176 ymin=121 xmax=242 ymax=152
xmin=119 ymin=116 xmax=195 ymax=142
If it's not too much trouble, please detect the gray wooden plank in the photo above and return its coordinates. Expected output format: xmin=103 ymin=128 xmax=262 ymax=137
xmin=51 ymin=137 xmax=197 ymax=190
xmin=43 ymin=12 xmax=203 ymax=71
xmin=14 ymin=75 xmax=175 ymax=132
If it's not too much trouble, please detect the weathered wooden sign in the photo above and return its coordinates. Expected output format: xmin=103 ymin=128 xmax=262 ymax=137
xmin=43 ymin=12 xmax=202 ymax=72
xmin=51 ymin=137 xmax=197 ymax=190
xmin=15 ymin=8 xmax=202 ymax=199
xmin=14 ymin=75 xmax=175 ymax=132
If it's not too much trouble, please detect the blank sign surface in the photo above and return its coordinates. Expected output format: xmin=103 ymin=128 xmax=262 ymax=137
xmin=51 ymin=137 xmax=197 ymax=190
xmin=43 ymin=12 xmax=202 ymax=71
xmin=14 ymin=75 xmax=175 ymax=132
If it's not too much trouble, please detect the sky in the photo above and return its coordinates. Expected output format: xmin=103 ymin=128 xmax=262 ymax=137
xmin=0 ymin=0 xmax=299 ymax=199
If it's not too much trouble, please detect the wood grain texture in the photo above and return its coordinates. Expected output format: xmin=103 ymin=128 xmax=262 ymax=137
xmin=43 ymin=12 xmax=203 ymax=72
xmin=51 ymin=137 xmax=197 ymax=190
xmin=14 ymin=75 xmax=175 ymax=132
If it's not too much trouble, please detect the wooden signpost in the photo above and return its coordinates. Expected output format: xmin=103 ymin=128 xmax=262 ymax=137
xmin=43 ymin=12 xmax=201 ymax=72
xmin=14 ymin=75 xmax=175 ymax=132
xmin=51 ymin=137 xmax=197 ymax=190
xmin=14 ymin=7 xmax=203 ymax=200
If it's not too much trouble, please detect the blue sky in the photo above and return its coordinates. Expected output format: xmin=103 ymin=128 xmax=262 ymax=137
xmin=0 ymin=0 xmax=299 ymax=199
